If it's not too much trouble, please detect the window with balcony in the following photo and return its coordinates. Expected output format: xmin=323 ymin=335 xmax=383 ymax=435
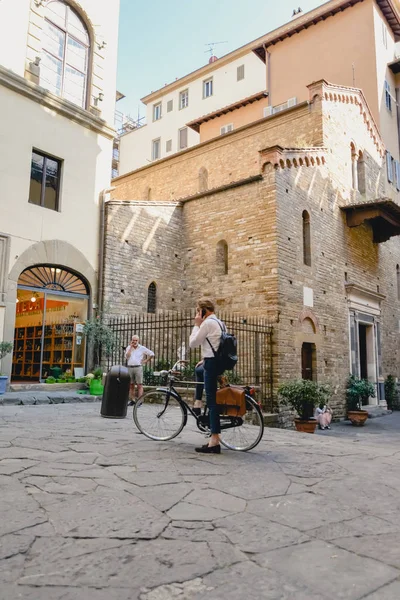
xmin=41 ymin=0 xmax=90 ymax=109
xmin=29 ymin=150 xmax=62 ymax=212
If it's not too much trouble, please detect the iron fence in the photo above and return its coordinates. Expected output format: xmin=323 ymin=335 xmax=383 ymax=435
xmin=106 ymin=311 xmax=274 ymax=412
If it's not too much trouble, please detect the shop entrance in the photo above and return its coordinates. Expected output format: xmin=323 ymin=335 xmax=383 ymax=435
xmin=12 ymin=265 xmax=89 ymax=382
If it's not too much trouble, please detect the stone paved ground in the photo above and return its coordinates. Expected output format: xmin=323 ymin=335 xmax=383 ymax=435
xmin=1 ymin=405 xmax=400 ymax=600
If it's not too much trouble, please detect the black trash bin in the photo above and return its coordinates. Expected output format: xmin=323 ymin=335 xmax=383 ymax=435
xmin=100 ymin=365 xmax=130 ymax=418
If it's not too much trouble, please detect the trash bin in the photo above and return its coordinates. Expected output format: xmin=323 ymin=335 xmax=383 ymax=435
xmin=100 ymin=365 xmax=130 ymax=418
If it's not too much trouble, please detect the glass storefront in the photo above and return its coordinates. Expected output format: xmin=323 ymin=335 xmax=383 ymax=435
xmin=12 ymin=266 xmax=89 ymax=382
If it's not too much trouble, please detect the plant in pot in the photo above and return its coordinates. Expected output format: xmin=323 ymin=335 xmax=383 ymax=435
xmin=87 ymin=368 xmax=104 ymax=396
xmin=82 ymin=313 xmax=116 ymax=370
xmin=0 ymin=341 xmax=13 ymax=395
xmin=278 ymin=379 xmax=331 ymax=433
xmin=45 ymin=376 xmax=56 ymax=384
xmin=346 ymin=375 xmax=375 ymax=426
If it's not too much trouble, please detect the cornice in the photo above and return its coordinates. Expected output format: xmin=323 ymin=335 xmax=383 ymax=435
xmin=0 ymin=65 xmax=115 ymax=140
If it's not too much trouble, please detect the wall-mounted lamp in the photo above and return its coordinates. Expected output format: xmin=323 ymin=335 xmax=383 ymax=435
xmin=93 ymin=92 xmax=104 ymax=107
xmin=34 ymin=0 xmax=46 ymax=6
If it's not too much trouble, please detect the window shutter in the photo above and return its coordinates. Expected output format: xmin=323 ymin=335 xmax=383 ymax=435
xmin=237 ymin=65 xmax=245 ymax=81
xmin=167 ymin=100 xmax=173 ymax=112
xmin=387 ymin=151 xmax=393 ymax=183
xmin=166 ymin=139 xmax=172 ymax=152
xmin=396 ymin=160 xmax=400 ymax=191
xmin=179 ymin=128 xmax=188 ymax=149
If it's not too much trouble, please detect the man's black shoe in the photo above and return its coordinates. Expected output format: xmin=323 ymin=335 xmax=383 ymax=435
xmin=128 ymin=400 xmax=134 ymax=406
xmin=195 ymin=444 xmax=221 ymax=454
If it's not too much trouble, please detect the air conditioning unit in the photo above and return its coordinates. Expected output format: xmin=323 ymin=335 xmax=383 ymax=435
xmin=263 ymin=106 xmax=273 ymax=117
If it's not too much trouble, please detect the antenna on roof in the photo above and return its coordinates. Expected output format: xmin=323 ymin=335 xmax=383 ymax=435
xmin=204 ymin=41 xmax=228 ymax=57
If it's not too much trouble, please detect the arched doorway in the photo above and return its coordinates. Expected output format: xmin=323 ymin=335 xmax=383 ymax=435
xmin=12 ymin=265 xmax=89 ymax=382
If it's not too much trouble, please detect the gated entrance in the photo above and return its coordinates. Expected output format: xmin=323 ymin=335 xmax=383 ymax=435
xmin=106 ymin=311 xmax=274 ymax=412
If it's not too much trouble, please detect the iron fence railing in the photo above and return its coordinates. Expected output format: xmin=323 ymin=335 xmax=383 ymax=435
xmin=106 ymin=311 xmax=274 ymax=412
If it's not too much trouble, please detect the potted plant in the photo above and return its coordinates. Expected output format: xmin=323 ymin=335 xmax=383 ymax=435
xmin=0 ymin=341 xmax=13 ymax=395
xmin=346 ymin=375 xmax=375 ymax=426
xmin=278 ymin=379 xmax=331 ymax=433
xmin=83 ymin=313 xmax=116 ymax=369
xmin=45 ymin=376 xmax=56 ymax=384
xmin=87 ymin=368 xmax=104 ymax=396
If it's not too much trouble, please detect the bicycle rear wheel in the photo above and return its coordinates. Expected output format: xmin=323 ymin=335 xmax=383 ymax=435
xmin=220 ymin=395 xmax=264 ymax=451
xmin=133 ymin=391 xmax=186 ymax=441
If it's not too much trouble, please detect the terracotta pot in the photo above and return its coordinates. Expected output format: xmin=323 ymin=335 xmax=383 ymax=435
xmin=347 ymin=410 xmax=368 ymax=426
xmin=294 ymin=419 xmax=317 ymax=434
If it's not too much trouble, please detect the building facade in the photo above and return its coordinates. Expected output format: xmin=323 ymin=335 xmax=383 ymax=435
xmin=105 ymin=74 xmax=400 ymax=417
xmin=118 ymin=51 xmax=266 ymax=174
xmin=0 ymin=0 xmax=120 ymax=383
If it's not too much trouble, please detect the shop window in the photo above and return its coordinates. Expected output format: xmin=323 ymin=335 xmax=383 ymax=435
xmin=302 ymin=210 xmax=311 ymax=267
xmin=29 ymin=150 xmax=62 ymax=211
xmin=199 ymin=167 xmax=208 ymax=192
xmin=147 ymin=282 xmax=157 ymax=313
xmin=216 ymin=240 xmax=228 ymax=275
xmin=41 ymin=0 xmax=90 ymax=109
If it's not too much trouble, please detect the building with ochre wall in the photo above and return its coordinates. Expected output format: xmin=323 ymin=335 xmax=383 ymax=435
xmin=0 ymin=0 xmax=120 ymax=383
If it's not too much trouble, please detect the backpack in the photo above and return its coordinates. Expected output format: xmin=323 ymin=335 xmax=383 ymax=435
xmin=206 ymin=318 xmax=238 ymax=375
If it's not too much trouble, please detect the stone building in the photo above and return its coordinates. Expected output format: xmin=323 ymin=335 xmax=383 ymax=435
xmin=105 ymin=79 xmax=400 ymax=415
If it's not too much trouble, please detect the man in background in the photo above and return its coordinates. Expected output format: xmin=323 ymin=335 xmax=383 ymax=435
xmin=125 ymin=335 xmax=154 ymax=405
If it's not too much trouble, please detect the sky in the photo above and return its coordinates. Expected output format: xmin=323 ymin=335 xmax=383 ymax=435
xmin=116 ymin=0 xmax=324 ymax=120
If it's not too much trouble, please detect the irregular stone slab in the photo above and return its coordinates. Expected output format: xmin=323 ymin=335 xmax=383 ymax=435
xmin=214 ymin=512 xmax=309 ymax=553
xmin=23 ymin=476 xmax=98 ymax=495
xmin=199 ymin=560 xmax=324 ymax=600
xmin=247 ymin=491 xmax=361 ymax=531
xmin=161 ymin=522 xmax=227 ymax=543
xmin=2 ymin=585 xmax=139 ymax=600
xmin=45 ymin=490 xmax=169 ymax=538
xmin=0 ymin=459 xmax=38 ymax=475
xmin=310 ymin=515 xmax=400 ymax=541
xmin=131 ymin=483 xmax=193 ymax=512
xmin=0 ymin=554 xmax=26 ymax=583
xmin=0 ymin=479 xmax=46 ymax=536
xmin=201 ymin=471 xmax=290 ymax=500
xmin=141 ymin=577 xmax=207 ymax=600
xmin=278 ymin=461 xmax=348 ymax=479
xmin=0 ymin=533 xmax=35 ymax=560
xmin=107 ymin=469 xmax=181 ymax=487
xmin=334 ymin=533 xmax=400 ymax=568
xmin=184 ymin=488 xmax=246 ymax=513
xmin=253 ymin=539 xmax=398 ymax=600
xmin=363 ymin=580 xmax=400 ymax=600
xmin=208 ymin=541 xmax=248 ymax=569
xmin=167 ymin=502 xmax=230 ymax=521
xmin=20 ymin=538 xmax=218 ymax=590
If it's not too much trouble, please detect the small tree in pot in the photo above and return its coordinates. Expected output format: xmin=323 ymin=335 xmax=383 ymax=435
xmin=346 ymin=375 xmax=375 ymax=426
xmin=278 ymin=379 xmax=331 ymax=433
xmin=0 ymin=342 xmax=13 ymax=395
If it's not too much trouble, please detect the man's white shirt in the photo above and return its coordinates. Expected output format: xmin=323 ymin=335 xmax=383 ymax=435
xmin=189 ymin=317 xmax=222 ymax=358
xmin=125 ymin=344 xmax=154 ymax=366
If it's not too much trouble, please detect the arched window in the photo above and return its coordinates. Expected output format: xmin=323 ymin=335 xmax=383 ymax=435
xmin=397 ymin=265 xmax=400 ymax=301
xmin=357 ymin=151 xmax=366 ymax=194
xmin=199 ymin=167 xmax=208 ymax=192
xmin=41 ymin=1 xmax=90 ymax=108
xmin=147 ymin=282 xmax=157 ymax=313
xmin=216 ymin=240 xmax=228 ymax=275
xmin=302 ymin=210 xmax=311 ymax=267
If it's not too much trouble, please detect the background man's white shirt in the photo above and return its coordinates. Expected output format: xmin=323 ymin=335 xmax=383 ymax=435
xmin=125 ymin=344 xmax=154 ymax=366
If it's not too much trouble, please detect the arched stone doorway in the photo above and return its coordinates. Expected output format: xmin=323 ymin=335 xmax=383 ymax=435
xmin=13 ymin=265 xmax=90 ymax=382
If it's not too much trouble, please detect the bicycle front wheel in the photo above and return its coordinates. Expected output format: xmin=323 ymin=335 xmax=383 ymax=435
xmin=220 ymin=395 xmax=264 ymax=452
xmin=133 ymin=390 xmax=186 ymax=441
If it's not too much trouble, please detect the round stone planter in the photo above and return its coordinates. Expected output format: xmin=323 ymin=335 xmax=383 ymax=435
xmin=89 ymin=379 xmax=104 ymax=396
xmin=347 ymin=410 xmax=368 ymax=426
xmin=294 ymin=418 xmax=317 ymax=434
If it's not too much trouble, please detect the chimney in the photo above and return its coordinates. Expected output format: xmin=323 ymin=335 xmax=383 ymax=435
xmin=291 ymin=7 xmax=303 ymax=19
xmin=209 ymin=55 xmax=218 ymax=64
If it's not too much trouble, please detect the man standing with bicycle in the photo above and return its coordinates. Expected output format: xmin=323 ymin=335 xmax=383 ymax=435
xmin=189 ymin=298 xmax=223 ymax=454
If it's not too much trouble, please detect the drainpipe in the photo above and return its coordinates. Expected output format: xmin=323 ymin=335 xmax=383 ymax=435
xmin=97 ymin=186 xmax=116 ymax=314
xmin=396 ymin=88 xmax=400 ymax=159
xmin=265 ymin=44 xmax=271 ymax=106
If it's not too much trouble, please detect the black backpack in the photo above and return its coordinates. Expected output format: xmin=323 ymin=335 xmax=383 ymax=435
xmin=207 ymin=318 xmax=238 ymax=375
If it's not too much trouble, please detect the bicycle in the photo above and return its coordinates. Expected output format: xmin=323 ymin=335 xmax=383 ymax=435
xmin=133 ymin=362 xmax=264 ymax=452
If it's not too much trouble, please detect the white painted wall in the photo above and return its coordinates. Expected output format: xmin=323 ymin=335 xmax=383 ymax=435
xmin=0 ymin=0 xmax=31 ymax=75
xmin=119 ymin=52 xmax=265 ymax=175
